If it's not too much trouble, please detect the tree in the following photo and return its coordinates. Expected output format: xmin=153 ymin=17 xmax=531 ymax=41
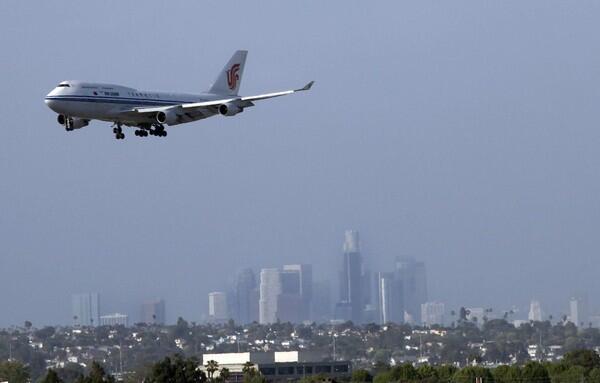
xmin=351 ymin=369 xmax=372 ymax=382
xmin=55 ymin=363 xmax=85 ymax=383
xmin=521 ymin=362 xmax=550 ymax=383
xmin=436 ymin=365 xmax=458 ymax=382
xmin=562 ymin=349 xmax=600 ymax=373
xmin=0 ymin=361 xmax=30 ymax=383
xmin=85 ymin=362 xmax=115 ymax=383
xmin=588 ymin=368 xmax=600 ymax=383
xmin=242 ymin=362 xmax=256 ymax=376
xmin=452 ymin=366 xmax=493 ymax=383
xmin=145 ymin=355 xmax=206 ymax=383
xmin=41 ymin=369 xmax=64 ymax=383
xmin=205 ymin=360 xmax=219 ymax=381
xmin=492 ymin=365 xmax=520 ymax=383
xmin=417 ymin=364 xmax=439 ymax=383
xmin=219 ymin=368 xmax=231 ymax=383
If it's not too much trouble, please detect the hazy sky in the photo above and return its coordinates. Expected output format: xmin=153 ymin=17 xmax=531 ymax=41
xmin=2 ymin=1 xmax=600 ymax=326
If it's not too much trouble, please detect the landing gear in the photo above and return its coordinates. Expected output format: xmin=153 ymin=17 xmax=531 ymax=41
xmin=135 ymin=129 xmax=148 ymax=137
xmin=65 ymin=117 xmax=73 ymax=131
xmin=149 ymin=124 xmax=167 ymax=137
xmin=113 ymin=123 xmax=125 ymax=140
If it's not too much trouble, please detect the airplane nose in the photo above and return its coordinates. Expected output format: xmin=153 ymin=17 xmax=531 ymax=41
xmin=45 ymin=97 xmax=58 ymax=112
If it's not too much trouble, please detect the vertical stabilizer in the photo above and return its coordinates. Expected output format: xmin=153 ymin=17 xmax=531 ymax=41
xmin=209 ymin=50 xmax=248 ymax=95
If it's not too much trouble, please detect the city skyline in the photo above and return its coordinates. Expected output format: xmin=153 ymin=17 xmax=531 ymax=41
xmin=49 ymin=230 xmax=599 ymax=328
xmin=4 ymin=1 xmax=600 ymax=328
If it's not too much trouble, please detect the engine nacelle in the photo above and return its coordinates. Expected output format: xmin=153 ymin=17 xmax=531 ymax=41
xmin=156 ymin=109 xmax=179 ymax=125
xmin=218 ymin=103 xmax=243 ymax=117
xmin=58 ymin=115 xmax=89 ymax=130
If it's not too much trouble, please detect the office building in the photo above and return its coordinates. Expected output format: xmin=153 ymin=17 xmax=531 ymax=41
xmin=421 ymin=302 xmax=445 ymax=326
xmin=209 ymin=292 xmax=229 ymax=322
xmin=277 ymin=269 xmax=303 ymax=323
xmin=72 ymin=293 xmax=100 ymax=327
xmin=311 ymin=280 xmax=332 ymax=323
xmin=528 ymin=300 xmax=543 ymax=322
xmin=377 ymin=272 xmax=403 ymax=324
xmin=570 ymin=296 xmax=588 ymax=327
xmin=283 ymin=264 xmax=313 ymax=321
xmin=233 ymin=268 xmax=259 ymax=324
xmin=259 ymin=268 xmax=282 ymax=324
xmin=141 ymin=299 xmax=166 ymax=325
xmin=395 ymin=257 xmax=428 ymax=324
xmin=338 ymin=230 xmax=363 ymax=323
xmin=200 ymin=352 xmax=351 ymax=382
xmin=99 ymin=313 xmax=128 ymax=327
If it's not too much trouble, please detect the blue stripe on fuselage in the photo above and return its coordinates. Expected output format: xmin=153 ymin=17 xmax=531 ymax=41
xmin=45 ymin=95 xmax=199 ymax=106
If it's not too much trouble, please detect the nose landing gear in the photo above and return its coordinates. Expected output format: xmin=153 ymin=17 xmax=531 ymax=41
xmin=113 ymin=123 xmax=125 ymax=140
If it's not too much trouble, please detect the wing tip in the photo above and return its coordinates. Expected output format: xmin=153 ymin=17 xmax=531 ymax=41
xmin=300 ymin=81 xmax=315 ymax=91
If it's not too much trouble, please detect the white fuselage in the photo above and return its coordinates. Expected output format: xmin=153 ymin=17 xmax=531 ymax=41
xmin=45 ymin=81 xmax=221 ymax=126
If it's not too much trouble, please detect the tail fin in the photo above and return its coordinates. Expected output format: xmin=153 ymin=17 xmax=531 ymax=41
xmin=209 ymin=50 xmax=248 ymax=95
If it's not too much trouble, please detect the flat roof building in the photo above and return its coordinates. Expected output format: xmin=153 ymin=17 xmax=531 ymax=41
xmin=201 ymin=352 xmax=351 ymax=382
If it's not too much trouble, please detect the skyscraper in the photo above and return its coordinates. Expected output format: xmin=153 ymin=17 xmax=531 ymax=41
xmin=570 ymin=296 xmax=588 ymax=327
xmin=278 ymin=270 xmax=303 ymax=323
xmin=395 ymin=257 xmax=428 ymax=324
xmin=528 ymin=300 xmax=543 ymax=322
xmin=338 ymin=230 xmax=363 ymax=323
xmin=282 ymin=264 xmax=313 ymax=321
xmin=377 ymin=272 xmax=403 ymax=324
xmin=72 ymin=293 xmax=100 ymax=327
xmin=312 ymin=280 xmax=332 ymax=323
xmin=208 ymin=292 xmax=229 ymax=322
xmin=259 ymin=268 xmax=282 ymax=324
xmin=141 ymin=299 xmax=166 ymax=325
xmin=233 ymin=269 xmax=259 ymax=324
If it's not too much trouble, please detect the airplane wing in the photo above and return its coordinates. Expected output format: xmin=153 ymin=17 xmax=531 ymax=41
xmin=131 ymin=81 xmax=314 ymax=115
xmin=240 ymin=81 xmax=314 ymax=102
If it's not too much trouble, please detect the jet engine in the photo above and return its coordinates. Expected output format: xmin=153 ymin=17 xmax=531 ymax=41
xmin=218 ymin=103 xmax=243 ymax=116
xmin=58 ymin=115 xmax=89 ymax=130
xmin=156 ymin=109 xmax=179 ymax=125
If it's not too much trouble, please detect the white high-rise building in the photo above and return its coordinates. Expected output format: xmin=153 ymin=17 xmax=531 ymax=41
xmin=259 ymin=268 xmax=282 ymax=324
xmin=208 ymin=292 xmax=229 ymax=322
xmin=72 ymin=293 xmax=100 ymax=327
xmin=570 ymin=296 xmax=588 ymax=327
xmin=377 ymin=272 xmax=402 ymax=324
xmin=421 ymin=302 xmax=445 ymax=326
xmin=528 ymin=300 xmax=543 ymax=322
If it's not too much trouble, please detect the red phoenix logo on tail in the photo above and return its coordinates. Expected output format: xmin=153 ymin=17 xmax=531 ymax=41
xmin=227 ymin=64 xmax=240 ymax=90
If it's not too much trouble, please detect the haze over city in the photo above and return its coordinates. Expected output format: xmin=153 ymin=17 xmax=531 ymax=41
xmin=3 ymin=0 xmax=600 ymax=327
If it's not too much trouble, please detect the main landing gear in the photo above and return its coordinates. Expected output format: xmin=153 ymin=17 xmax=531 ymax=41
xmin=135 ymin=124 xmax=167 ymax=138
xmin=111 ymin=123 xmax=168 ymax=139
xmin=149 ymin=124 xmax=167 ymax=137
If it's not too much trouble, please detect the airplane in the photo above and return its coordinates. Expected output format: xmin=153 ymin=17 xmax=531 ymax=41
xmin=44 ymin=50 xmax=314 ymax=139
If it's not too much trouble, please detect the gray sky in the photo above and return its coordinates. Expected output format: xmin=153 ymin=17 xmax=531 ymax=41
xmin=2 ymin=0 xmax=600 ymax=326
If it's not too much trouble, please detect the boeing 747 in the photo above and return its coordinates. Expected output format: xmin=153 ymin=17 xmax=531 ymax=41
xmin=44 ymin=50 xmax=313 ymax=139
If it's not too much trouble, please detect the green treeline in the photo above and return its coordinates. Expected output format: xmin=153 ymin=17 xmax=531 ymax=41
xmin=4 ymin=349 xmax=600 ymax=383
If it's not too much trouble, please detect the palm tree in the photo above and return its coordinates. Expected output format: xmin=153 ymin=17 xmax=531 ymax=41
xmin=205 ymin=360 xmax=219 ymax=381
xmin=220 ymin=367 xmax=231 ymax=382
xmin=242 ymin=362 xmax=256 ymax=376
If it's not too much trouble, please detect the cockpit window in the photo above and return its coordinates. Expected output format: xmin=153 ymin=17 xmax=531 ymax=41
xmin=57 ymin=83 xmax=70 ymax=87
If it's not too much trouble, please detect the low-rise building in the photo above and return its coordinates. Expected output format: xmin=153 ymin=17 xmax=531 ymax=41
xmin=200 ymin=351 xmax=351 ymax=382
